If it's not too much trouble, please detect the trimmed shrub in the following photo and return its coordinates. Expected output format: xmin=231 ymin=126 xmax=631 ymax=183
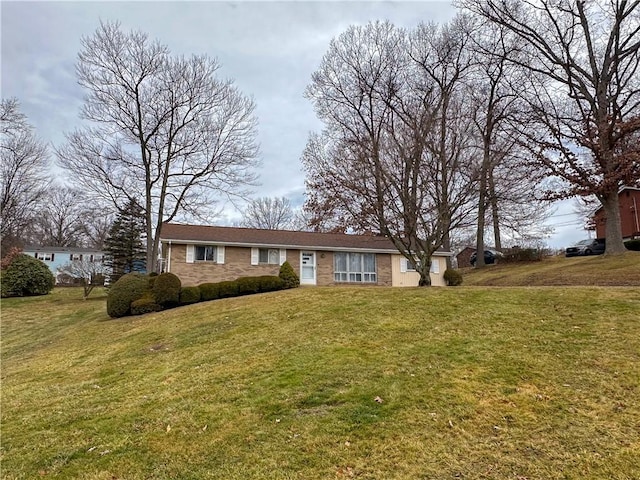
xmin=131 ymin=294 xmax=163 ymax=315
xmin=258 ymin=275 xmax=286 ymax=292
xmin=107 ymin=273 xmax=150 ymax=318
xmin=199 ymin=282 xmax=220 ymax=301
xmin=152 ymin=272 xmax=182 ymax=307
xmin=180 ymin=286 xmax=201 ymax=305
xmin=1 ymin=254 xmax=55 ymax=297
xmin=236 ymin=276 xmax=261 ymax=296
xmin=625 ymin=239 xmax=640 ymax=251
xmin=279 ymin=261 xmax=300 ymax=289
xmin=443 ymin=268 xmax=463 ymax=286
xmin=502 ymin=248 xmax=543 ymax=263
xmin=218 ymin=280 xmax=239 ymax=298
xmin=1 ymin=246 xmax=23 ymax=270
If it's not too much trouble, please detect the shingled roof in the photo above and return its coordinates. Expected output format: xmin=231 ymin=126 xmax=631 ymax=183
xmin=160 ymin=223 xmax=452 ymax=255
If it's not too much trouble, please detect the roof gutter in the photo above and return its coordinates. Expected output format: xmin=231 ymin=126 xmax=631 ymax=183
xmin=158 ymin=238 xmax=453 ymax=256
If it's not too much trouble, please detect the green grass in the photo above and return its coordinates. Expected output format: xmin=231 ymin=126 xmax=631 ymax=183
xmin=463 ymin=251 xmax=640 ymax=286
xmin=2 ymin=286 xmax=640 ymax=479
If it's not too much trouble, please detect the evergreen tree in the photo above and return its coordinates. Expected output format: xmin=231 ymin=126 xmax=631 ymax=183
xmin=104 ymin=200 xmax=146 ymax=283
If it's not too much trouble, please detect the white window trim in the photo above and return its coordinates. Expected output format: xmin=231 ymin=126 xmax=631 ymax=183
xmin=252 ymin=247 xmax=283 ymax=266
xmin=430 ymin=259 xmax=440 ymax=274
xmin=401 ymin=257 xmax=438 ymax=274
xmin=401 ymin=257 xmax=419 ymax=273
xmin=334 ymin=252 xmax=377 ymax=283
xmin=187 ymin=244 xmax=223 ymax=264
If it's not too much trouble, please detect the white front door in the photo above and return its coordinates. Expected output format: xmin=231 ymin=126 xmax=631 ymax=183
xmin=300 ymin=251 xmax=316 ymax=285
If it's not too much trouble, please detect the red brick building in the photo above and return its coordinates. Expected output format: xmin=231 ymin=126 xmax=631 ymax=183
xmin=455 ymin=247 xmax=476 ymax=268
xmin=593 ymin=187 xmax=640 ymax=239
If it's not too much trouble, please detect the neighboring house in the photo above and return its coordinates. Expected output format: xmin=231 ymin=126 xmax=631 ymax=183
xmin=159 ymin=223 xmax=453 ymax=287
xmin=23 ymin=246 xmax=107 ymax=284
xmin=456 ymin=247 xmax=475 ymax=269
xmin=593 ymin=186 xmax=640 ymax=240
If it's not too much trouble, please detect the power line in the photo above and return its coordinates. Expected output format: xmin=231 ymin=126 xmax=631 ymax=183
xmin=547 ymin=212 xmax=582 ymax=218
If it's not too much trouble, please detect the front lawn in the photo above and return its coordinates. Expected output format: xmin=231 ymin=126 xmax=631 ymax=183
xmin=1 ymin=286 xmax=639 ymax=479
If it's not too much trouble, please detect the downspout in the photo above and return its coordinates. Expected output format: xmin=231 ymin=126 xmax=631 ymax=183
xmin=633 ymin=197 xmax=639 ymax=236
xmin=167 ymin=240 xmax=172 ymax=273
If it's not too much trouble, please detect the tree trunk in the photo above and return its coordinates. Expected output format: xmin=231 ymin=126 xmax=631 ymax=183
xmin=488 ymin=170 xmax=502 ymax=250
xmin=418 ymin=260 xmax=432 ymax=286
xmin=475 ymin=141 xmax=491 ymax=268
xmin=442 ymin=231 xmax=453 ymax=270
xmin=601 ymin=190 xmax=626 ymax=255
xmin=475 ymin=159 xmax=488 ymax=268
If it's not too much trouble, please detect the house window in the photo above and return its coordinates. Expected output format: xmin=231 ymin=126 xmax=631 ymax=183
xmin=403 ymin=258 xmax=439 ymax=274
xmin=406 ymin=259 xmax=420 ymax=272
xmin=70 ymin=253 xmax=83 ymax=261
xmin=334 ymin=252 xmax=377 ymax=283
xmin=430 ymin=259 xmax=440 ymax=274
xmin=196 ymin=245 xmax=217 ymax=262
xmin=37 ymin=252 xmax=54 ymax=262
xmin=259 ymin=248 xmax=280 ymax=264
xmin=186 ymin=244 xmax=225 ymax=264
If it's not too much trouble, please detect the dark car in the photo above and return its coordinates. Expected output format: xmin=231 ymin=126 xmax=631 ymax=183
xmin=470 ymin=249 xmax=503 ymax=266
xmin=565 ymin=238 xmax=605 ymax=257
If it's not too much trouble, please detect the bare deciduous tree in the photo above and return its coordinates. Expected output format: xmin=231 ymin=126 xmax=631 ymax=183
xmin=465 ymin=19 xmax=551 ymax=264
xmin=80 ymin=206 xmax=114 ymax=250
xmin=240 ymin=197 xmax=295 ymax=230
xmin=409 ymin=17 xmax=478 ymax=267
xmin=57 ymin=21 xmax=260 ymax=271
xmin=0 ymin=98 xmax=50 ymax=251
xmin=460 ymin=0 xmax=640 ymax=254
xmin=28 ymin=187 xmax=88 ymax=247
xmin=57 ymin=257 xmax=107 ymax=299
xmin=304 ymin=20 xmax=477 ymax=285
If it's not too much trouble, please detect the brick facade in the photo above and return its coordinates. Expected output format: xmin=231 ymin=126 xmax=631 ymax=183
xmin=593 ymin=188 xmax=640 ymax=239
xmin=168 ymin=245 xmax=283 ymax=286
xmin=455 ymin=247 xmax=475 ymax=268
xmin=160 ymin=223 xmax=451 ymax=288
xmin=165 ymin=244 xmax=394 ymax=287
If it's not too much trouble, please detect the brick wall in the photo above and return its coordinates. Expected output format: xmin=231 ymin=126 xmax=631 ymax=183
xmin=456 ymin=247 xmax=475 ymax=268
xmin=168 ymin=245 xmax=283 ymax=286
xmin=312 ymin=251 xmax=392 ymax=287
xmin=166 ymin=243 xmax=394 ymax=287
xmin=594 ymin=189 xmax=640 ymax=239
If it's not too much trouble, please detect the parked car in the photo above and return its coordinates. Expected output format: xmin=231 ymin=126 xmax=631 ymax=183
xmin=565 ymin=238 xmax=605 ymax=257
xmin=470 ymin=249 xmax=503 ymax=266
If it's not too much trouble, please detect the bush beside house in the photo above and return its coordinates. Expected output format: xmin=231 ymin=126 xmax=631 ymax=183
xmin=1 ymin=254 xmax=55 ymax=298
xmin=107 ymin=264 xmax=300 ymax=318
xmin=625 ymin=239 xmax=640 ymax=251
xmin=152 ymin=272 xmax=182 ymax=307
xmin=443 ymin=268 xmax=463 ymax=286
xmin=106 ymin=273 xmax=152 ymax=318
xmin=179 ymin=286 xmax=201 ymax=305
xmin=278 ymin=261 xmax=300 ymax=288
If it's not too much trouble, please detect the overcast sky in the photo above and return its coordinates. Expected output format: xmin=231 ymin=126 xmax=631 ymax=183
xmin=1 ymin=0 xmax=588 ymax=248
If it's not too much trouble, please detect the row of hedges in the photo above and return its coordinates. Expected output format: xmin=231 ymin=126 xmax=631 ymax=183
xmin=107 ymin=261 xmax=300 ymax=318
xmin=501 ymin=248 xmax=545 ymax=263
